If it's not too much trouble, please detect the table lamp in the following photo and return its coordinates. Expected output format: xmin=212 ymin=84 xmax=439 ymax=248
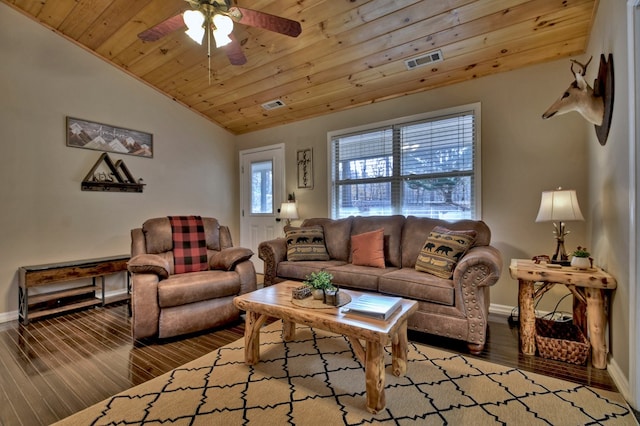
xmin=279 ymin=201 xmax=299 ymax=226
xmin=535 ymin=187 xmax=584 ymax=265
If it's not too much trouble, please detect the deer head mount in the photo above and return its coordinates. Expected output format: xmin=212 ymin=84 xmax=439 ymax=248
xmin=542 ymin=54 xmax=614 ymax=145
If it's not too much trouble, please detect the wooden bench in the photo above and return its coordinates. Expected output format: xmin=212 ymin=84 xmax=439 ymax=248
xmin=18 ymin=255 xmax=130 ymax=324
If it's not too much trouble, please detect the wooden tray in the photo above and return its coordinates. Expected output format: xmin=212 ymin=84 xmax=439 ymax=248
xmin=291 ymin=292 xmax=352 ymax=309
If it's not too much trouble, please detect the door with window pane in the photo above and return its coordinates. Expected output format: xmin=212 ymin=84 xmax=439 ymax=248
xmin=240 ymin=144 xmax=285 ymax=274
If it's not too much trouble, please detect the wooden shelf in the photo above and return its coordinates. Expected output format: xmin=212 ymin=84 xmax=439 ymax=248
xmin=27 ymin=285 xmax=100 ymax=306
xmin=28 ymin=299 xmax=102 ymax=321
xmin=19 ymin=255 xmax=129 ymax=324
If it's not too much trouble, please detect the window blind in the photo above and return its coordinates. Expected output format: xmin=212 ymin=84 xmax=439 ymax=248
xmin=330 ymin=106 xmax=479 ymax=219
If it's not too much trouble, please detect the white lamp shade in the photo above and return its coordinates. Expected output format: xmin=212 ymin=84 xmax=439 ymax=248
xmin=213 ymin=14 xmax=233 ymax=47
xmin=183 ymin=10 xmax=205 ymax=44
xmin=535 ymin=189 xmax=584 ymax=222
xmin=280 ymin=202 xmax=299 ymax=220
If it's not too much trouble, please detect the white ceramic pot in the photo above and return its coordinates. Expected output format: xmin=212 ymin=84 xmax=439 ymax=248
xmin=571 ymin=256 xmax=591 ymax=269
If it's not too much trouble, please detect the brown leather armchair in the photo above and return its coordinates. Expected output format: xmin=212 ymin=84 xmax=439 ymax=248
xmin=128 ymin=217 xmax=256 ymax=340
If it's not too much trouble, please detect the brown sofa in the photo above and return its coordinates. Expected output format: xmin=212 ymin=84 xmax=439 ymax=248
xmin=128 ymin=217 xmax=257 ymax=340
xmin=259 ymin=215 xmax=502 ymax=353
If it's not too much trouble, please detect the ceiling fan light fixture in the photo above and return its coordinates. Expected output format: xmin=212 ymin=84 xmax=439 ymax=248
xmin=183 ymin=10 xmax=205 ymax=44
xmin=213 ymin=14 xmax=234 ymax=47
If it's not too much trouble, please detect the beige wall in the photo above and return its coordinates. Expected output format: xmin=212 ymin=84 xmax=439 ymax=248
xmin=236 ymin=59 xmax=590 ymax=316
xmin=585 ymin=0 xmax=632 ymax=393
xmin=0 ymin=4 xmax=238 ymax=316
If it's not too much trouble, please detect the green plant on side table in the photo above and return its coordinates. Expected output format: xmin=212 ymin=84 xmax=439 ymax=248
xmin=571 ymin=246 xmax=592 ymax=269
xmin=303 ymin=271 xmax=335 ymax=300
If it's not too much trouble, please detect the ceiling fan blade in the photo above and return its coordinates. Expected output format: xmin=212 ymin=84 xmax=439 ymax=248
xmin=138 ymin=14 xmax=186 ymax=42
xmin=229 ymin=7 xmax=301 ymax=38
xmin=222 ymin=34 xmax=247 ymax=65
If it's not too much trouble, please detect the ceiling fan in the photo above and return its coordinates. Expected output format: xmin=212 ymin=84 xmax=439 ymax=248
xmin=137 ymin=0 xmax=302 ymax=66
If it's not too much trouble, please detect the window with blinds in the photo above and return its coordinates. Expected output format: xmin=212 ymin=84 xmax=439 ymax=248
xmin=329 ymin=104 xmax=480 ymax=219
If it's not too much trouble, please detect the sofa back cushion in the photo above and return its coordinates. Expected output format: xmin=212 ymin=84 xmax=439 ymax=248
xmin=301 ymin=217 xmax=353 ymax=261
xmin=351 ymin=215 xmax=405 ymax=267
xmin=401 ymin=216 xmax=491 ymax=268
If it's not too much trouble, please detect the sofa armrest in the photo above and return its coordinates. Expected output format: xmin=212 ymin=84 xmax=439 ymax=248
xmin=235 ymin=260 xmax=258 ymax=295
xmin=452 ymin=245 xmax=503 ymax=352
xmin=130 ymin=273 xmax=161 ymax=340
xmin=453 ymin=245 xmax=503 ymax=288
xmin=258 ymin=238 xmax=287 ymax=286
xmin=128 ymin=254 xmax=170 ymax=278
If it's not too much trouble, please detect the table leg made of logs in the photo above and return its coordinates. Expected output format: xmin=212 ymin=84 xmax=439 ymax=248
xmin=510 ymin=259 xmax=616 ymax=370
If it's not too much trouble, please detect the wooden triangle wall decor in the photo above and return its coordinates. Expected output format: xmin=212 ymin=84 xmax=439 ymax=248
xmin=82 ymin=153 xmax=145 ymax=192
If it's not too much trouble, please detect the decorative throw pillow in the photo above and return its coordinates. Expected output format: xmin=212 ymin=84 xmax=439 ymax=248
xmin=210 ymin=247 xmax=253 ymax=271
xmin=286 ymin=226 xmax=330 ymax=261
xmin=351 ymin=228 xmax=385 ymax=268
xmin=415 ymin=226 xmax=477 ymax=279
xmin=127 ymin=254 xmax=170 ymax=279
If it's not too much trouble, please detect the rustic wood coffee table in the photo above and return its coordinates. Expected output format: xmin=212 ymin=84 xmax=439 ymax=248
xmin=233 ymin=281 xmax=418 ymax=414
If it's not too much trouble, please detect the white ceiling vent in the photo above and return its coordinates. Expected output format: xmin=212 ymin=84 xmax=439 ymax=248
xmin=404 ymin=49 xmax=444 ymax=70
xmin=261 ymin=99 xmax=286 ymax=110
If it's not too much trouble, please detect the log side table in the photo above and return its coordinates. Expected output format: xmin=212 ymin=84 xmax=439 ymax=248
xmin=509 ymin=258 xmax=616 ymax=369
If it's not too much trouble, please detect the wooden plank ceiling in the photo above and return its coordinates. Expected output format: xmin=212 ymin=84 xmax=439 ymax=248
xmin=3 ymin=0 xmax=597 ymax=135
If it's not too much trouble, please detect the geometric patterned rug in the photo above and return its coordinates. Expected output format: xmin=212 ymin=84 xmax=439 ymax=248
xmin=54 ymin=321 xmax=635 ymax=425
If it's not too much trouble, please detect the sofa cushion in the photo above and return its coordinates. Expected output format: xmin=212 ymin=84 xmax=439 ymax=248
xmin=351 ymin=216 xmax=404 ymax=267
xmin=325 ymin=264 xmax=397 ymax=292
xmin=210 ymin=247 xmax=253 ymax=271
xmin=351 ymin=229 xmax=385 ymax=268
xmin=285 ymin=226 xmax=330 ymax=261
xmin=277 ymin=260 xmax=347 ymax=282
xmin=415 ymin=226 xmax=476 ymax=279
xmin=128 ymin=254 xmax=170 ymax=279
xmin=379 ymin=268 xmax=455 ymax=306
xmin=158 ymin=271 xmax=240 ymax=308
xmin=302 ymin=217 xmax=353 ymax=261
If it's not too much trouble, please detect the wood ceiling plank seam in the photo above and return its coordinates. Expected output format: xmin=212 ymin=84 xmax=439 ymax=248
xmin=94 ymin=0 xmax=185 ymax=59
xmin=127 ymin=38 xmax=193 ymax=77
xmin=76 ymin=0 xmax=150 ymax=50
xmin=11 ymin=0 xmax=43 ymax=15
xmin=35 ymin=0 xmax=78 ymax=29
xmin=194 ymin=1 xmax=593 ymax=116
xmin=180 ymin=0 xmax=573 ymax=109
xmin=225 ymin=37 xmax=585 ymax=128
xmin=57 ymin=0 xmax=114 ymax=41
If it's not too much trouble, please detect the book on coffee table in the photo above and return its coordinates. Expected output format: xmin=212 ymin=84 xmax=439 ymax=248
xmin=342 ymin=294 xmax=403 ymax=320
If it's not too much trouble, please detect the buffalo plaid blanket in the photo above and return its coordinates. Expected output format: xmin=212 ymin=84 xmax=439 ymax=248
xmin=168 ymin=216 xmax=208 ymax=274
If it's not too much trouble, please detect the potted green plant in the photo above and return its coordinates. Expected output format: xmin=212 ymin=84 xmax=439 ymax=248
xmin=303 ymin=271 xmax=334 ymax=299
xmin=571 ymin=246 xmax=591 ymax=269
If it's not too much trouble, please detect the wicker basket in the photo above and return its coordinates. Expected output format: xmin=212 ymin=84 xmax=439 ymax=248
xmin=535 ymin=318 xmax=590 ymax=365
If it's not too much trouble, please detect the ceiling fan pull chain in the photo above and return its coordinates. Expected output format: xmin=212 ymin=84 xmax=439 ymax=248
xmin=207 ymin=24 xmax=211 ymax=86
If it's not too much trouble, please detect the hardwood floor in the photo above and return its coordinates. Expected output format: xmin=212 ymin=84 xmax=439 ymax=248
xmin=0 ymin=302 xmax=621 ymax=425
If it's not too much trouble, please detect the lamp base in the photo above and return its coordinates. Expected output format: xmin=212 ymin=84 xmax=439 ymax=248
xmin=551 ymin=259 xmax=571 ymax=267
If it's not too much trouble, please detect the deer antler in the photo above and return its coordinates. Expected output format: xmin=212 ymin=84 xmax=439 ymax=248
xmin=570 ymin=56 xmax=592 ymax=76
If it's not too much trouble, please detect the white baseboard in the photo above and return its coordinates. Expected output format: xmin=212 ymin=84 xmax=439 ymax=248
xmin=0 ymin=310 xmax=18 ymax=324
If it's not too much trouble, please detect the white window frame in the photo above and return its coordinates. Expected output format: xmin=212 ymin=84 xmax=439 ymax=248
xmin=327 ymin=103 xmax=481 ymax=219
